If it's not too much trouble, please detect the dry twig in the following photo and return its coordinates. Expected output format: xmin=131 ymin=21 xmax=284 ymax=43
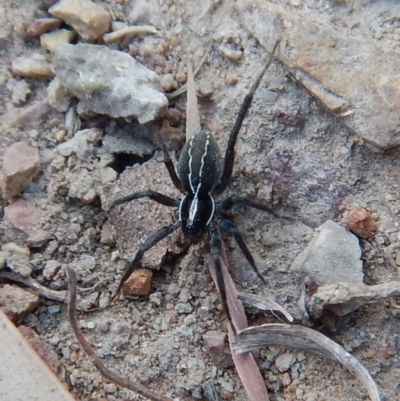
xmin=233 ymin=324 xmax=381 ymax=401
xmin=208 ymin=244 xmax=270 ymax=401
xmin=64 ymin=266 xmax=174 ymax=401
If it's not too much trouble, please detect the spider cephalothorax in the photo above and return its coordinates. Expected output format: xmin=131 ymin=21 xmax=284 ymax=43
xmin=110 ymin=43 xmax=279 ymax=329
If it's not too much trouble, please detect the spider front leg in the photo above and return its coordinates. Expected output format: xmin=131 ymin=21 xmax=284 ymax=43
xmin=113 ymin=220 xmax=181 ymax=300
xmin=217 ymin=218 xmax=265 ymax=283
xmin=109 ymin=190 xmax=179 ymax=211
xmin=215 ymin=41 xmax=279 ymax=194
xmin=218 ymin=195 xmax=275 ymax=214
xmin=156 ymin=130 xmax=184 ymax=193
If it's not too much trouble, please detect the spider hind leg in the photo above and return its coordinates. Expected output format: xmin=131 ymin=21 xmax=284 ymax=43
xmin=112 ymin=220 xmax=181 ymax=300
xmin=218 ymin=218 xmax=265 ymax=283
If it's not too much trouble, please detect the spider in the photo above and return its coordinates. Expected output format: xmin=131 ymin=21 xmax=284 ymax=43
xmin=110 ymin=43 xmax=279 ymax=330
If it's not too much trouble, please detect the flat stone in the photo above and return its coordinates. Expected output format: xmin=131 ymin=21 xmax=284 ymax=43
xmin=11 ymin=54 xmax=54 ymax=79
xmin=51 ymin=43 xmax=168 ymax=123
xmin=1 ymin=142 xmax=41 ymax=200
xmin=291 ymin=220 xmax=363 ymax=285
xmin=26 ymin=18 xmax=63 ymax=38
xmin=40 ymin=29 xmax=75 ymax=51
xmin=236 ymin=0 xmax=400 ymax=150
xmin=0 ymin=309 xmax=74 ymax=400
xmin=18 ymin=326 xmax=60 ymax=374
xmin=49 ymin=0 xmax=110 ymax=41
xmin=4 ymin=199 xmax=40 ymax=233
xmin=0 ymin=285 xmax=39 ymax=322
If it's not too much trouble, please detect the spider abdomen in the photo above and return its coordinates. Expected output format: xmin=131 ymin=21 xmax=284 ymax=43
xmin=178 ymin=130 xmax=222 ymax=196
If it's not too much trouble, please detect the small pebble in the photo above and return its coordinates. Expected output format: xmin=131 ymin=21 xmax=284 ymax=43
xmin=175 ymin=72 xmax=187 ymax=83
xmin=170 ymin=36 xmax=181 ymax=46
xmin=281 ymin=372 xmax=292 ymax=386
xmin=175 ymin=302 xmax=193 ymax=314
xmin=55 ymin=130 xmax=66 ymax=142
xmin=160 ymin=73 xmax=178 ymax=92
xmin=218 ymin=45 xmax=243 ymax=62
xmin=98 ymin=321 xmax=110 ymax=333
xmin=128 ymin=45 xmax=139 ymax=56
xmin=87 ymin=321 xmax=96 ymax=329
xmin=99 ymin=295 xmax=110 ymax=309
xmin=275 ymin=353 xmax=296 ymax=372
xmin=156 ymin=44 xmax=164 ymax=54
xmin=344 ymin=208 xmax=376 ymax=238
xmin=225 ymin=73 xmax=238 ymax=85
xmin=47 ymin=305 xmax=61 ymax=314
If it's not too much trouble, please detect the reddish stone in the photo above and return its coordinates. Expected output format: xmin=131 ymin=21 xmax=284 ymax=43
xmin=2 ymin=142 xmax=41 ymax=200
xmin=26 ymin=18 xmax=63 ymax=38
xmin=344 ymin=208 xmax=376 ymax=238
xmin=122 ymin=268 xmax=153 ymax=296
xmin=0 ymin=285 xmax=40 ymax=322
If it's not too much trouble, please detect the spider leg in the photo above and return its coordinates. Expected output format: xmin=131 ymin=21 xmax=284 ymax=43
xmin=209 ymin=222 xmax=235 ymax=332
xmin=218 ymin=218 xmax=265 ymax=283
xmin=113 ymin=220 xmax=181 ymax=299
xmin=109 ymin=190 xmax=180 ymax=211
xmin=217 ymin=195 xmax=275 ymax=214
xmin=156 ymin=131 xmax=184 ymax=193
xmin=215 ymin=41 xmax=279 ymax=194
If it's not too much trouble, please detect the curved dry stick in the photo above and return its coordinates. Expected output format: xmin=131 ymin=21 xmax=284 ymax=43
xmin=65 ymin=266 xmax=174 ymax=401
xmin=232 ymin=324 xmax=381 ymax=401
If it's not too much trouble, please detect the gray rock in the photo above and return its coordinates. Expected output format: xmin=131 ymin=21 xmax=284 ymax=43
xmin=43 ymin=260 xmax=60 ymax=280
xmin=175 ymin=302 xmax=193 ymax=314
xmin=7 ymin=79 xmax=30 ymax=105
xmin=51 ymin=44 xmax=168 ymax=123
xmin=291 ymin=220 xmax=363 ymax=285
xmin=7 ymin=255 xmax=32 ymax=277
xmin=67 ymin=168 xmax=97 ymax=203
xmin=275 ymin=353 xmax=296 ymax=372
xmin=47 ymin=77 xmax=74 ymax=112
xmin=57 ymin=128 xmax=102 ymax=159
xmin=237 ymin=0 xmax=400 ymax=150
